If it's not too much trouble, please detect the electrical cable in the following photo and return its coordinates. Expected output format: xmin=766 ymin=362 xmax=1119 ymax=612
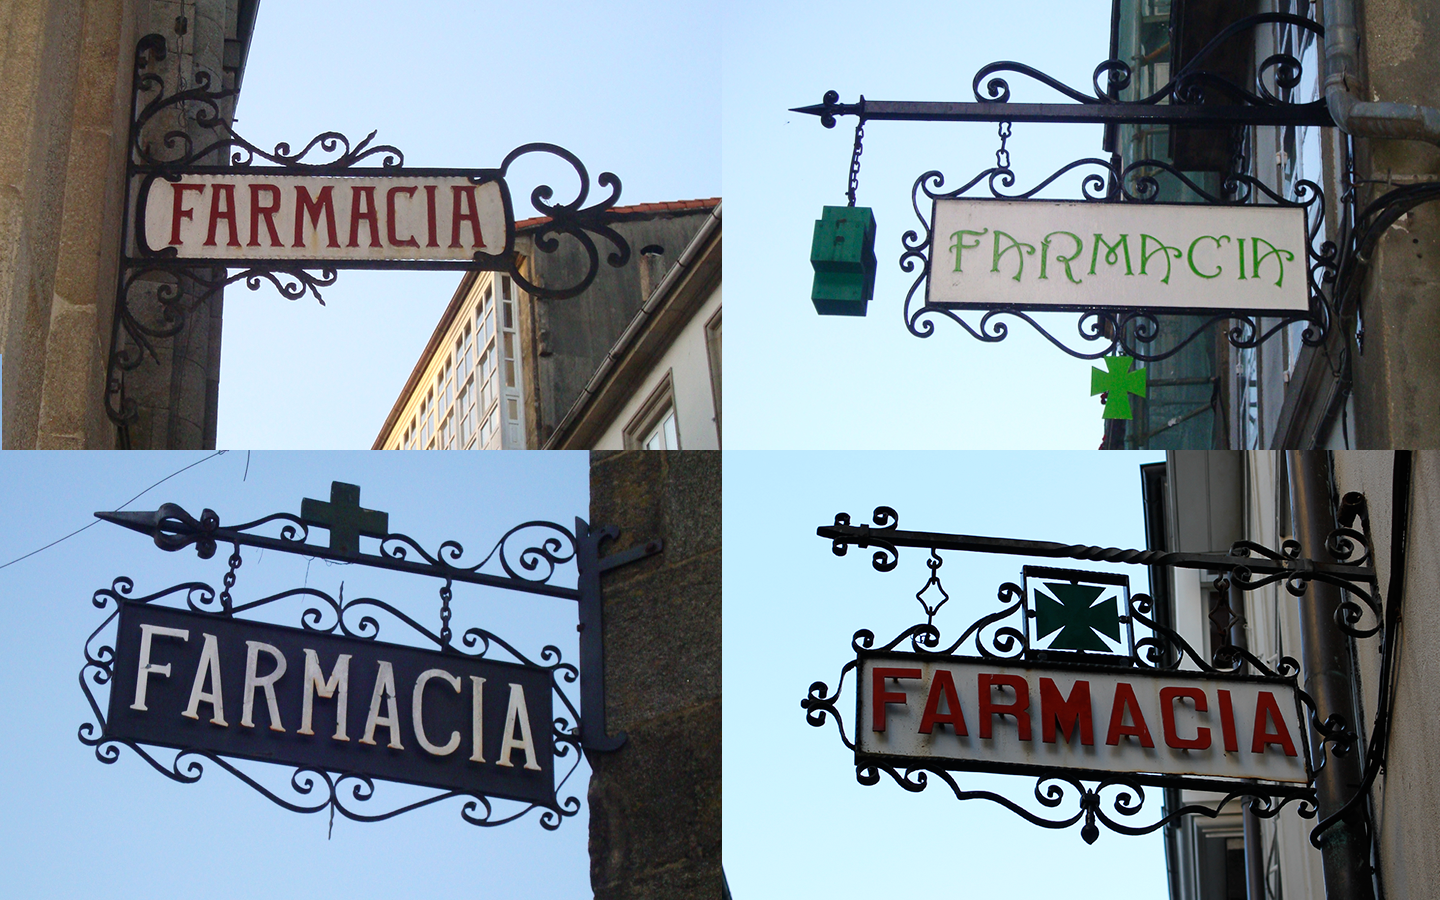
xmin=0 ymin=450 xmax=228 ymax=572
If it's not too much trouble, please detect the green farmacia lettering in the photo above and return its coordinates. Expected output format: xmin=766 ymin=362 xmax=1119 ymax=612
xmin=1187 ymin=234 xmax=1230 ymax=279
xmin=1139 ymin=235 xmax=1183 ymax=284
xmin=991 ymin=230 xmax=1036 ymax=282
xmin=1041 ymin=231 xmax=1084 ymax=284
xmin=950 ymin=229 xmax=988 ymax=273
xmin=1251 ymin=237 xmax=1294 ymax=287
xmin=1089 ymin=233 xmax=1133 ymax=275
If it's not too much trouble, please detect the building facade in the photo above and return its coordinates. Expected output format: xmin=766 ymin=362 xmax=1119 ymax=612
xmin=1148 ymin=451 xmax=1436 ymax=900
xmin=374 ymin=199 xmax=721 ymax=451
xmin=1106 ymin=0 xmax=1440 ymax=449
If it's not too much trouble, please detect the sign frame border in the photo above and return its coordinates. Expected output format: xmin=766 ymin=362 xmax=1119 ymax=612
xmin=852 ymin=647 xmax=1316 ymax=800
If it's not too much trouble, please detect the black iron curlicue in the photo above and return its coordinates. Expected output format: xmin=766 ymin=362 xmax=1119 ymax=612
xmin=801 ymin=492 xmax=1404 ymax=846
xmin=109 ymin=34 xmax=631 ymax=444
xmin=79 ymin=481 xmax=660 ymax=832
xmin=792 ymin=12 xmax=1372 ymax=363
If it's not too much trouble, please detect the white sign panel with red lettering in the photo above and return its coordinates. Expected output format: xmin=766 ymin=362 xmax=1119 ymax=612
xmin=140 ymin=174 xmax=511 ymax=263
xmin=860 ymin=654 xmax=1309 ymax=785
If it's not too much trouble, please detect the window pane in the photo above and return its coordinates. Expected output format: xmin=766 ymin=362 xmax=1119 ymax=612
xmin=662 ymin=410 xmax=678 ymax=449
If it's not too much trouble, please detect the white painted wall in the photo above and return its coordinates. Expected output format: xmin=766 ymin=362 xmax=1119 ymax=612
xmin=593 ymin=284 xmax=721 ymax=450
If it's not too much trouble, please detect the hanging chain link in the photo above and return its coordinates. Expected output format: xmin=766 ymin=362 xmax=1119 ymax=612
xmin=996 ymin=120 xmax=1013 ymax=171
xmin=439 ymin=580 xmax=453 ymax=647
xmin=846 ymin=118 xmax=866 ymax=207
xmin=914 ymin=548 xmax=951 ymax=626
xmin=219 ymin=544 xmax=242 ymax=611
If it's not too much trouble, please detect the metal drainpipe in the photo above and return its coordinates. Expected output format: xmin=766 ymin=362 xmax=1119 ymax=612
xmin=1227 ymin=578 xmax=1267 ymax=900
xmin=1322 ymin=0 xmax=1440 ymax=144
xmin=1286 ymin=451 xmax=1375 ymax=900
xmin=541 ymin=203 xmax=721 ymax=448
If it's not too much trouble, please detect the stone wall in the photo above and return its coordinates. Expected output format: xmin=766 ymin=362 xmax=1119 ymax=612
xmin=588 ymin=450 xmax=721 ymax=900
xmin=0 ymin=0 xmax=237 ymax=448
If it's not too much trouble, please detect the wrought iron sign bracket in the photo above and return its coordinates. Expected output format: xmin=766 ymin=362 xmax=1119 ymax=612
xmin=81 ymin=481 xmax=638 ymax=831
xmin=804 ymin=472 xmax=1407 ymax=846
xmin=793 ymin=12 xmax=1362 ymax=363
xmin=108 ymin=34 xmax=631 ymax=444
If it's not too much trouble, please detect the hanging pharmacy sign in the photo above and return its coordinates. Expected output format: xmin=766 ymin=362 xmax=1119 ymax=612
xmin=109 ymin=34 xmax=630 ymax=438
xmin=800 ymin=508 xmax=1388 ymax=842
xmin=929 ymin=200 xmax=1310 ymax=314
xmin=80 ymin=481 xmax=660 ymax=830
xmin=795 ymin=9 xmax=1340 ymax=361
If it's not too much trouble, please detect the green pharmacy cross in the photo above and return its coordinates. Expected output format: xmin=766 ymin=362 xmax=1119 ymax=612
xmin=1035 ymin=581 xmax=1122 ymax=652
xmin=810 ymin=206 xmax=877 ymax=316
xmin=1090 ymin=356 xmax=1147 ymax=420
xmin=299 ymin=481 xmax=390 ymax=556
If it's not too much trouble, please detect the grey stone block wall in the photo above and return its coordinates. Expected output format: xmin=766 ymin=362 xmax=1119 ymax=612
xmin=588 ymin=450 xmax=720 ymax=900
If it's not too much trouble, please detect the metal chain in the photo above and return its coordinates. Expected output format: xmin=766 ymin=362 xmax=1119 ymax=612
xmin=914 ymin=548 xmax=951 ymax=626
xmin=996 ymin=120 xmax=1013 ymax=171
xmin=219 ymin=544 xmax=241 ymax=611
xmin=846 ymin=118 xmax=866 ymax=207
xmin=1227 ymin=123 xmax=1251 ymax=195
xmin=438 ymin=580 xmax=453 ymax=647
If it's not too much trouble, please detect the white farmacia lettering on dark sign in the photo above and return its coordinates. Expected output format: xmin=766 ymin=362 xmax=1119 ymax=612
xmin=128 ymin=623 xmax=540 ymax=770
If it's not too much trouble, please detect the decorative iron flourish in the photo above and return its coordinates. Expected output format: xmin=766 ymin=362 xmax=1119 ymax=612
xmin=796 ymin=14 xmax=1331 ymax=129
xmin=97 ymin=502 xmax=582 ymax=600
xmin=819 ymin=507 xmax=1376 ymax=595
xmin=801 ymin=622 xmax=1319 ymax=843
xmin=858 ymin=765 xmax=1315 ymax=845
xmin=79 ymin=575 xmax=584 ymax=831
xmin=970 ymin=13 xmax=1325 ymax=112
xmin=106 ymin=262 xmax=336 ymax=436
xmin=897 ymin=161 xmax=1336 ymax=363
xmin=497 ymin=143 xmax=630 ymax=301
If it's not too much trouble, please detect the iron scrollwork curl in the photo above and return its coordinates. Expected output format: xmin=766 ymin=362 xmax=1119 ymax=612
xmin=497 ymin=143 xmax=630 ymax=300
xmin=827 ymin=507 xmax=899 ymax=572
xmin=380 ymin=519 xmax=578 ymax=588
xmin=971 ymin=13 xmax=1325 ymax=113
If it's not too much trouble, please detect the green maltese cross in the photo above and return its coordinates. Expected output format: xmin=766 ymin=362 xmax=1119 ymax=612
xmin=1035 ymin=582 xmax=1122 ymax=652
xmin=1090 ymin=356 xmax=1147 ymax=419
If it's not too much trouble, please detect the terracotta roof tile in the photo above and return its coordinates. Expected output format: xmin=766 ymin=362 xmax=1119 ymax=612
xmin=515 ymin=197 xmax=720 ymax=232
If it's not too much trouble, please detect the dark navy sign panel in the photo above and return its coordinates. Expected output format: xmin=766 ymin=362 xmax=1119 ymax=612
xmin=106 ymin=602 xmax=554 ymax=806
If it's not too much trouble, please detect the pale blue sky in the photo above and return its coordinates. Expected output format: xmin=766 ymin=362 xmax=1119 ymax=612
xmin=0 ymin=452 xmax=593 ymax=898
xmin=724 ymin=0 xmax=1120 ymax=449
xmin=723 ymin=450 xmax=1173 ymax=898
xmin=216 ymin=1 xmax=720 ymax=449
